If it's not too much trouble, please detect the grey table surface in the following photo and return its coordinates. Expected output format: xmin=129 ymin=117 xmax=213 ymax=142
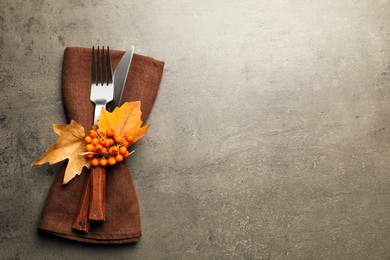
xmin=1 ymin=0 xmax=390 ymax=259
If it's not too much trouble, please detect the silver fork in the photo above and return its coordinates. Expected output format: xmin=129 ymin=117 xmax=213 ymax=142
xmin=90 ymin=46 xmax=114 ymax=124
xmin=73 ymin=46 xmax=113 ymax=231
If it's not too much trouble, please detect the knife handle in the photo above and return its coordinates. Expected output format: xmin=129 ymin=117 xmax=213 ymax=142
xmin=72 ymin=172 xmax=92 ymax=233
xmin=88 ymin=165 xmax=106 ymax=222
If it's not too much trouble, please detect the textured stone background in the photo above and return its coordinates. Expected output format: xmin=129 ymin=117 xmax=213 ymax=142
xmin=1 ymin=0 xmax=390 ymax=259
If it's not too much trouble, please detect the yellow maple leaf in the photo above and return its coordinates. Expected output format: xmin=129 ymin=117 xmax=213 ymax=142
xmin=32 ymin=120 xmax=90 ymax=184
xmin=97 ymin=101 xmax=149 ymax=143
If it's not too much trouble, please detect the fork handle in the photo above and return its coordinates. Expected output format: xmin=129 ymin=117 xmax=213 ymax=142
xmin=89 ymin=166 xmax=106 ymax=222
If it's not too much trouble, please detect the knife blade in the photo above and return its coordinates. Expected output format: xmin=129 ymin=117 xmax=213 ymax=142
xmin=109 ymin=45 xmax=135 ymax=111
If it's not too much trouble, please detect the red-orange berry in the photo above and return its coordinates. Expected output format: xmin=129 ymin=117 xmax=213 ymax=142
xmin=105 ymin=138 xmax=114 ymax=148
xmin=115 ymin=154 xmax=124 ymax=162
xmin=109 ymin=146 xmax=119 ymax=155
xmin=107 ymin=157 xmax=116 ymax=166
xmin=125 ymin=134 xmax=134 ymax=143
xmin=99 ymin=158 xmax=107 ymax=167
xmin=86 ymin=153 xmax=94 ymax=159
xmin=122 ymin=140 xmax=129 ymax=147
xmin=114 ymin=134 xmax=123 ymax=143
xmin=99 ymin=138 xmax=106 ymax=146
xmin=88 ymin=129 xmax=97 ymax=138
xmin=91 ymin=137 xmax=99 ymax=146
xmin=124 ymin=150 xmax=130 ymax=158
xmin=85 ymin=144 xmax=94 ymax=152
xmin=84 ymin=136 xmax=92 ymax=144
xmin=119 ymin=146 xmax=128 ymax=155
xmin=95 ymin=144 xmax=103 ymax=153
xmin=91 ymin=158 xmax=99 ymax=166
xmin=106 ymin=128 xmax=115 ymax=137
xmin=100 ymin=147 xmax=108 ymax=155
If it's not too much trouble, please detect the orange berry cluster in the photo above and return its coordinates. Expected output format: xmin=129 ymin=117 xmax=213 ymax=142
xmin=84 ymin=128 xmax=134 ymax=167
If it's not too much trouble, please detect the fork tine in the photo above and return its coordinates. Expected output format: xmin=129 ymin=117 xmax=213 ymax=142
xmin=91 ymin=46 xmax=96 ymax=85
xmin=107 ymin=46 xmax=113 ymax=84
xmin=97 ymin=46 xmax=101 ymax=86
xmin=102 ymin=46 xmax=106 ymax=85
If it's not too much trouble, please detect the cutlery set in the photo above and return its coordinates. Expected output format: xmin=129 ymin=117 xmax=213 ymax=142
xmin=73 ymin=45 xmax=135 ymax=232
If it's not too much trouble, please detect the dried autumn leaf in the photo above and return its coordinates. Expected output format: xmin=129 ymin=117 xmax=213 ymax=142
xmin=32 ymin=120 xmax=91 ymax=184
xmin=98 ymin=101 xmax=149 ymax=143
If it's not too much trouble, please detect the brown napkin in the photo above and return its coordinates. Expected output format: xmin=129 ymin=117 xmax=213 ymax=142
xmin=38 ymin=47 xmax=164 ymax=244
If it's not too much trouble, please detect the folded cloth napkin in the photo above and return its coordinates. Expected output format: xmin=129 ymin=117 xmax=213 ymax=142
xmin=38 ymin=47 xmax=164 ymax=244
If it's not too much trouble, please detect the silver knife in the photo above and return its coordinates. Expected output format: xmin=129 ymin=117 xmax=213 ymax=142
xmin=109 ymin=45 xmax=135 ymax=111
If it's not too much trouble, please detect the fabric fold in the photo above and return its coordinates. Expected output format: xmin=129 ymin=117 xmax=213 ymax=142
xmin=38 ymin=47 xmax=164 ymax=244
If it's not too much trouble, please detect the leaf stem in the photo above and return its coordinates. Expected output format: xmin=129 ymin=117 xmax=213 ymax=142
xmin=80 ymin=152 xmax=97 ymax=155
